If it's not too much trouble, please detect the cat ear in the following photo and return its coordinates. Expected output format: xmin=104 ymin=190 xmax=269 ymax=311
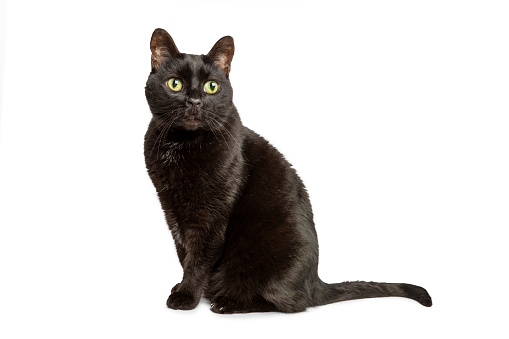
xmin=150 ymin=28 xmax=180 ymax=71
xmin=207 ymin=36 xmax=234 ymax=76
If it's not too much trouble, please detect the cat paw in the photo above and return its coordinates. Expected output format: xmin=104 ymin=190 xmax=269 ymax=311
xmin=210 ymin=295 xmax=277 ymax=313
xmin=167 ymin=291 xmax=199 ymax=310
xmin=210 ymin=296 xmax=238 ymax=314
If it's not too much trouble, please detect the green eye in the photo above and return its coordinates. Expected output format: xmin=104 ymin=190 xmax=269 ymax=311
xmin=204 ymin=80 xmax=218 ymax=94
xmin=167 ymin=78 xmax=182 ymax=91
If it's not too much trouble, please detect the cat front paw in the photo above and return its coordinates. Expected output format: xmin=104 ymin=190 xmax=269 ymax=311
xmin=167 ymin=291 xmax=199 ymax=310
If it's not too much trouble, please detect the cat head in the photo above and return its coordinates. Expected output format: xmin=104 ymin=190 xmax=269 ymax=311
xmin=145 ymin=29 xmax=235 ymax=132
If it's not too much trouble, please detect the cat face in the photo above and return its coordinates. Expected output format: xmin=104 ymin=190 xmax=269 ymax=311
xmin=145 ymin=29 xmax=235 ymax=132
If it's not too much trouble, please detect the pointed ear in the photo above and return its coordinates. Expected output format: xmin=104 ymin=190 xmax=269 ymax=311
xmin=150 ymin=28 xmax=179 ymax=71
xmin=207 ymin=36 xmax=234 ymax=76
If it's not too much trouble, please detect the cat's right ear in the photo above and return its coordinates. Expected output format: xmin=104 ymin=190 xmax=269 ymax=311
xmin=150 ymin=28 xmax=179 ymax=71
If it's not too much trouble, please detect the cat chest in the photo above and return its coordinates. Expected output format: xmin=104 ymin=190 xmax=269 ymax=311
xmin=152 ymin=162 xmax=225 ymax=203
xmin=148 ymin=146 xmax=242 ymax=221
xmin=152 ymin=161 xmax=208 ymax=192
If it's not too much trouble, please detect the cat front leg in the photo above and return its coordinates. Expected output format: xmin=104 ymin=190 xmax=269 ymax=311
xmin=167 ymin=225 xmax=222 ymax=310
xmin=167 ymin=262 xmax=207 ymax=310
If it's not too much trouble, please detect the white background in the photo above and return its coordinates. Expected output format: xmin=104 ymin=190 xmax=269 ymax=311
xmin=1 ymin=0 xmax=508 ymax=337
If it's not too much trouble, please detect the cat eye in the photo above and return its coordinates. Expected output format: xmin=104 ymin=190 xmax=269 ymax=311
xmin=167 ymin=78 xmax=183 ymax=91
xmin=204 ymin=81 xmax=218 ymax=94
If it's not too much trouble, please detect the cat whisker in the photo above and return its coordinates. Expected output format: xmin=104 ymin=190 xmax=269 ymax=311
xmin=205 ymin=120 xmax=223 ymax=147
xmin=157 ymin=116 xmax=180 ymax=154
xmin=206 ymin=118 xmax=231 ymax=152
xmin=149 ymin=115 xmax=179 ymax=157
xmin=207 ymin=118 xmax=234 ymax=155
xmin=145 ymin=115 xmax=171 ymax=139
xmin=207 ymin=113 xmax=246 ymax=159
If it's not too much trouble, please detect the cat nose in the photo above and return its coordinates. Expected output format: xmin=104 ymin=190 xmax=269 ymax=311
xmin=187 ymin=97 xmax=202 ymax=108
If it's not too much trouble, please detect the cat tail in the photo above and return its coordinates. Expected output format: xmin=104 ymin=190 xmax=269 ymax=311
xmin=312 ymin=280 xmax=432 ymax=307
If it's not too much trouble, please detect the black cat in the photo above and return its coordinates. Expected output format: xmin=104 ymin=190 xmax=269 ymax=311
xmin=144 ymin=28 xmax=432 ymax=313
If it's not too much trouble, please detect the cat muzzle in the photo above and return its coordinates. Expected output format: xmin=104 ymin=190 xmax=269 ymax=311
xmin=182 ymin=115 xmax=202 ymax=130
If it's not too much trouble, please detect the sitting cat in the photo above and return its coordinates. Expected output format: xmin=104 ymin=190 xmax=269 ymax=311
xmin=144 ymin=28 xmax=432 ymax=313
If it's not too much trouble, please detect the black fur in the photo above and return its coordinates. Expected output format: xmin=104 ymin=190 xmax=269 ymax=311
xmin=144 ymin=28 xmax=432 ymax=313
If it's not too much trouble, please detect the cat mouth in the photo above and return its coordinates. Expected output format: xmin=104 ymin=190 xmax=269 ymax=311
xmin=182 ymin=116 xmax=202 ymax=130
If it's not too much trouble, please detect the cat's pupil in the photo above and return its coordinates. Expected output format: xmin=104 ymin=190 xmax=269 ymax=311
xmin=172 ymin=79 xmax=179 ymax=87
xmin=210 ymin=82 xmax=216 ymax=90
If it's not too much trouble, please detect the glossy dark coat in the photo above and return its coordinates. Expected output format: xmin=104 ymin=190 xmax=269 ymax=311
xmin=144 ymin=28 xmax=432 ymax=313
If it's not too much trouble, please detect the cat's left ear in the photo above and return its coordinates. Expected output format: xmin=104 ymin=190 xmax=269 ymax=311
xmin=207 ymin=36 xmax=234 ymax=77
xmin=150 ymin=28 xmax=180 ymax=71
